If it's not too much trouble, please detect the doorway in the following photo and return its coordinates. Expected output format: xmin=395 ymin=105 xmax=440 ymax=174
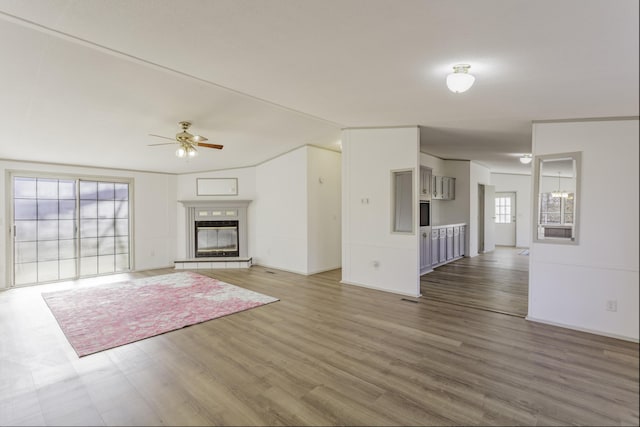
xmin=477 ymin=183 xmax=495 ymax=253
xmin=495 ymin=192 xmax=516 ymax=246
xmin=11 ymin=175 xmax=132 ymax=287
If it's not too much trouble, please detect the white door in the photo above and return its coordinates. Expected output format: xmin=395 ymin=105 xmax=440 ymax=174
xmin=494 ymin=192 xmax=516 ymax=246
xmin=483 ymin=184 xmax=496 ymax=253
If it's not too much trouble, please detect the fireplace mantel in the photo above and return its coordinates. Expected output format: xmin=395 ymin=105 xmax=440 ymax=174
xmin=179 ymin=200 xmax=252 ymax=260
xmin=179 ymin=200 xmax=252 ymax=208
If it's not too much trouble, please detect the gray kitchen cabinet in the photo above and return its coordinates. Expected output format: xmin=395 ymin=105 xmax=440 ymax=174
xmin=431 ymin=229 xmax=440 ymax=266
xmin=446 ymin=227 xmax=454 ymax=260
xmin=420 ymin=166 xmax=432 ymax=200
xmin=423 ymin=224 xmax=466 ymax=274
xmin=453 ymin=226 xmax=460 ymax=257
xmin=438 ymin=228 xmax=447 ymax=263
xmin=420 ymin=226 xmax=431 ymax=274
xmin=431 ymin=175 xmax=456 ymax=200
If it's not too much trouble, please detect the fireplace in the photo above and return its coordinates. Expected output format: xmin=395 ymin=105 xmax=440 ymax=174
xmin=195 ymin=220 xmax=239 ymax=257
xmin=180 ymin=200 xmax=251 ymax=260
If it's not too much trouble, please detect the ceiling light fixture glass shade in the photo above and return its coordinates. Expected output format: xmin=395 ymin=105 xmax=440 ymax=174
xmin=520 ymin=154 xmax=533 ymax=164
xmin=446 ymin=64 xmax=475 ymax=93
xmin=175 ymin=144 xmax=198 ymax=158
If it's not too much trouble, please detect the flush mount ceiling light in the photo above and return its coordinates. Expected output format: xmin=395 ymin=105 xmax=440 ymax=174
xmin=446 ymin=64 xmax=475 ymax=93
xmin=520 ymin=154 xmax=533 ymax=164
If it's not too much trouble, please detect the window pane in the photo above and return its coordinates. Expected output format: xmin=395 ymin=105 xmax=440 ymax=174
xmin=59 ymin=239 xmax=76 ymax=260
xmin=38 ymin=220 xmax=59 ymax=240
xmin=38 ymin=200 xmax=59 ymax=220
xmin=80 ymin=200 xmax=97 ymax=218
xmin=59 ymin=200 xmax=76 ymax=219
xmin=14 ymin=199 xmax=37 ymax=220
xmin=38 ymin=241 xmax=59 ymax=262
xmin=80 ymin=181 xmax=98 ymax=199
xmin=38 ymin=261 xmax=59 ymax=282
xmin=15 ymin=241 xmax=37 ymax=263
xmin=37 ymin=179 xmax=58 ymax=199
xmin=80 ymin=219 xmax=98 ymax=238
xmin=115 ymin=235 xmax=129 ymax=254
xmin=14 ymin=262 xmax=37 ymax=285
xmin=115 ymin=219 xmax=129 ymax=236
xmin=98 ymin=236 xmax=115 ymax=255
xmin=98 ymin=219 xmax=115 ymax=237
xmin=114 ymin=183 xmax=129 ymax=200
xmin=14 ymin=177 xmax=36 ymax=199
xmin=97 ymin=200 xmax=115 ymax=218
xmin=59 ymin=259 xmax=77 ymax=280
xmin=115 ymin=253 xmax=129 ymax=272
xmin=115 ymin=201 xmax=128 ymax=218
xmin=80 ymin=238 xmax=98 ymax=257
xmin=58 ymin=220 xmax=75 ymax=240
xmin=80 ymin=256 xmax=98 ymax=276
xmin=98 ymin=255 xmax=115 ymax=274
xmin=98 ymin=182 xmax=115 ymax=200
xmin=59 ymin=180 xmax=76 ymax=199
xmin=15 ymin=221 xmax=37 ymax=241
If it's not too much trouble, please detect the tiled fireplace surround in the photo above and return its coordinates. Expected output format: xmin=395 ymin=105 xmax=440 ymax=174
xmin=175 ymin=200 xmax=252 ymax=270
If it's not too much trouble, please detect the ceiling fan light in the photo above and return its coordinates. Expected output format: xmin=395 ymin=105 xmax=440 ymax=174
xmin=175 ymin=147 xmax=187 ymax=158
xmin=188 ymin=147 xmax=198 ymax=157
xmin=446 ymin=64 xmax=475 ymax=93
xmin=520 ymin=154 xmax=533 ymax=164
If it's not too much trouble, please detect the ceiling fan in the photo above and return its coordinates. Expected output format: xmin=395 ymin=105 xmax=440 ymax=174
xmin=148 ymin=121 xmax=223 ymax=158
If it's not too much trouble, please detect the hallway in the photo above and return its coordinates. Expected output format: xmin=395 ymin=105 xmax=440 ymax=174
xmin=420 ymin=247 xmax=529 ymax=317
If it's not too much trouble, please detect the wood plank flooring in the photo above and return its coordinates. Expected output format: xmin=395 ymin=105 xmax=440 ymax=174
xmin=421 ymin=246 xmax=529 ymax=317
xmin=1 ymin=264 xmax=638 ymax=426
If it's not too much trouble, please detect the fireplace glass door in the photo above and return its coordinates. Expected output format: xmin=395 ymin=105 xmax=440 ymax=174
xmin=195 ymin=220 xmax=239 ymax=257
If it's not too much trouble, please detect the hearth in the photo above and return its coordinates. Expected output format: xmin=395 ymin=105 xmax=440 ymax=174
xmin=195 ymin=220 xmax=239 ymax=257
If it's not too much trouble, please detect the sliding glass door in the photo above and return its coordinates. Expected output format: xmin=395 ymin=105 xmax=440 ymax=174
xmin=12 ymin=175 xmax=131 ymax=286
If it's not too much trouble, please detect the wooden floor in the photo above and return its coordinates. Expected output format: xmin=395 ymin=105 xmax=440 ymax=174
xmin=1 ymin=264 xmax=638 ymax=426
xmin=421 ymin=246 xmax=529 ymax=317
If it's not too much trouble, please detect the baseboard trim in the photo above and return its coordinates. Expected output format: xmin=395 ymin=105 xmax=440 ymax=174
xmin=340 ymin=280 xmax=421 ymax=298
xmin=526 ymin=316 xmax=639 ymax=343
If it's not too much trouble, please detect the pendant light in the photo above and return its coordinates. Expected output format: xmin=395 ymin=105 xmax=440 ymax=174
xmin=551 ymin=172 xmax=568 ymax=198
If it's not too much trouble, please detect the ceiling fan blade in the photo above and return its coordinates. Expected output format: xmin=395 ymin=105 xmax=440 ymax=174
xmin=191 ymin=135 xmax=208 ymax=143
xmin=147 ymin=142 xmax=177 ymax=146
xmin=148 ymin=133 xmax=176 ymax=141
xmin=197 ymin=142 xmax=224 ymax=150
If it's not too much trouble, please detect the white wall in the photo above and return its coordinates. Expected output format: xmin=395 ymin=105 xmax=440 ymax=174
xmin=529 ymin=118 xmax=639 ymax=341
xmin=469 ymin=162 xmax=492 ymax=257
xmin=175 ymin=146 xmax=341 ymax=275
xmin=175 ymin=167 xmax=256 ymax=259
xmin=307 ymin=147 xmax=342 ymax=274
xmin=0 ymin=160 xmax=177 ymax=289
xmin=254 ymin=147 xmax=309 ymax=274
xmin=342 ymin=127 xmax=420 ymax=297
xmin=491 ymin=173 xmax=532 ymax=248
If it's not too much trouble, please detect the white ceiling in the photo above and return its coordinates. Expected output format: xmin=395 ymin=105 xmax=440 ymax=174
xmin=0 ymin=0 xmax=638 ymax=174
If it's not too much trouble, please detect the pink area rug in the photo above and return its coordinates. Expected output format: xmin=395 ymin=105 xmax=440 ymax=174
xmin=42 ymin=271 xmax=278 ymax=357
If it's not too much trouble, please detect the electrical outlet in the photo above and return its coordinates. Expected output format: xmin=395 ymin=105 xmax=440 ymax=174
xmin=606 ymin=300 xmax=618 ymax=312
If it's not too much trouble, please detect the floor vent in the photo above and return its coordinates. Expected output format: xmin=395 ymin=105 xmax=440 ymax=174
xmin=401 ymin=298 xmax=419 ymax=303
